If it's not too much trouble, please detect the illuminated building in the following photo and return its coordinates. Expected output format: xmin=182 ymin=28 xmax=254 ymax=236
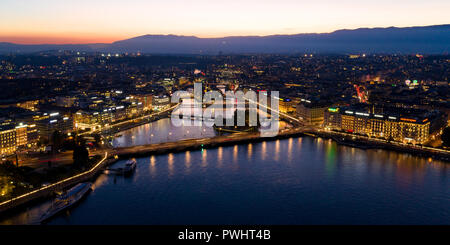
xmin=34 ymin=112 xmax=74 ymax=139
xmin=0 ymin=99 xmax=39 ymax=111
xmin=152 ymin=95 xmax=170 ymax=111
xmin=297 ymin=101 xmax=331 ymax=126
xmin=17 ymin=100 xmax=40 ymax=111
xmin=0 ymin=124 xmax=16 ymax=156
xmin=130 ymin=94 xmax=153 ymax=111
xmin=323 ymin=106 xmax=443 ymax=144
xmin=323 ymin=107 xmax=341 ymax=130
xmin=74 ymin=104 xmax=134 ymax=130
xmin=369 ymin=116 xmax=385 ymax=138
xmin=74 ymin=111 xmax=100 ymax=130
xmin=15 ymin=123 xmax=28 ymax=147
xmin=279 ymin=98 xmax=296 ymax=114
xmin=353 ymin=113 xmax=370 ymax=134
xmin=55 ymin=96 xmax=76 ymax=107
xmin=0 ymin=122 xmax=39 ymax=155
xmin=397 ymin=118 xmax=429 ymax=144
xmin=26 ymin=124 xmax=38 ymax=147
xmin=340 ymin=113 xmax=355 ymax=133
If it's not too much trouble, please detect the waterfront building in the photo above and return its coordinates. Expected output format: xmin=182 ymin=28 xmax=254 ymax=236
xmin=323 ymin=107 xmax=341 ymax=130
xmin=74 ymin=110 xmax=101 ymax=130
xmin=340 ymin=113 xmax=355 ymax=132
xmin=323 ymin=106 xmax=445 ymax=144
xmin=396 ymin=118 xmax=430 ymax=144
xmin=131 ymin=93 xmax=153 ymax=111
xmin=126 ymin=102 xmax=144 ymax=117
xmin=297 ymin=101 xmax=331 ymax=126
xmin=74 ymin=103 xmax=139 ymax=130
xmin=152 ymin=95 xmax=170 ymax=111
xmin=369 ymin=117 xmax=385 ymax=138
xmin=279 ymin=98 xmax=296 ymax=114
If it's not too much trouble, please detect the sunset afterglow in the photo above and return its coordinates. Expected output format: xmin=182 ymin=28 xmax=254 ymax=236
xmin=1 ymin=0 xmax=449 ymax=44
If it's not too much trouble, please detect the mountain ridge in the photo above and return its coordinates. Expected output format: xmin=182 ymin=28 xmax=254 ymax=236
xmin=1 ymin=24 xmax=449 ymax=54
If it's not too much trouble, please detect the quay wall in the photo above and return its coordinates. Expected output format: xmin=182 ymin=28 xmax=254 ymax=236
xmin=115 ymin=130 xmax=306 ymax=159
xmin=115 ymin=129 xmax=450 ymax=162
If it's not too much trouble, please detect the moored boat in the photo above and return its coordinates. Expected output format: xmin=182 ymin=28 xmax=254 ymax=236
xmin=39 ymin=182 xmax=92 ymax=223
xmin=123 ymin=158 xmax=137 ymax=175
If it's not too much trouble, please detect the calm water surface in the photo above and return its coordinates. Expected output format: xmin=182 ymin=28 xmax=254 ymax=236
xmin=112 ymin=118 xmax=217 ymax=147
xmin=1 ymin=120 xmax=449 ymax=225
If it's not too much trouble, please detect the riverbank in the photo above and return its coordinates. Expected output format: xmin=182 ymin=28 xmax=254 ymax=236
xmin=311 ymin=130 xmax=450 ymax=162
xmin=0 ymin=152 xmax=117 ymax=215
xmin=114 ymin=129 xmax=306 ymax=159
xmin=80 ymin=105 xmax=177 ymax=137
xmin=115 ymin=128 xmax=450 ymax=163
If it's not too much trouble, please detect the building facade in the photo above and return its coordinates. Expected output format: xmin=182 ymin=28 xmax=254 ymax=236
xmin=324 ymin=106 xmax=439 ymax=145
xmin=0 ymin=124 xmax=16 ymax=156
xmin=296 ymin=102 xmax=330 ymax=126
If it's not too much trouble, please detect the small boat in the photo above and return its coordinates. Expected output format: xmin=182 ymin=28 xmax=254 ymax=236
xmin=39 ymin=182 xmax=92 ymax=223
xmin=123 ymin=158 xmax=137 ymax=175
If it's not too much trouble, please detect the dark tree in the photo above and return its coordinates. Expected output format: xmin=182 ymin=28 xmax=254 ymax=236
xmin=51 ymin=130 xmax=64 ymax=152
xmin=73 ymin=137 xmax=89 ymax=168
xmin=442 ymin=127 xmax=450 ymax=147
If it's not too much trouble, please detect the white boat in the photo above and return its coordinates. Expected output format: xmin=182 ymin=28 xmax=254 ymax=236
xmin=123 ymin=158 xmax=137 ymax=175
xmin=39 ymin=182 xmax=92 ymax=223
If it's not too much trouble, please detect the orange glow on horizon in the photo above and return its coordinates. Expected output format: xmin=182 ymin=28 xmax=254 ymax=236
xmin=0 ymin=34 xmax=126 ymax=45
xmin=1 ymin=23 xmax=446 ymax=45
xmin=0 ymin=0 xmax=448 ymax=45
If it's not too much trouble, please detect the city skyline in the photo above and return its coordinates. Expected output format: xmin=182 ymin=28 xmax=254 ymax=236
xmin=1 ymin=0 xmax=449 ymax=44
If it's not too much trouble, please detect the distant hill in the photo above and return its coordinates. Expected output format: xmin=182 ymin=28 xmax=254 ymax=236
xmin=1 ymin=25 xmax=449 ymax=54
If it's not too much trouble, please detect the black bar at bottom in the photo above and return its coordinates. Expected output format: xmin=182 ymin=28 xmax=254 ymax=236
xmin=0 ymin=225 xmax=448 ymax=243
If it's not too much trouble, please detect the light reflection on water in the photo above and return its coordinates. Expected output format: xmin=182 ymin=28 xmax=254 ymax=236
xmin=39 ymin=137 xmax=449 ymax=225
xmin=0 ymin=122 xmax=449 ymax=225
xmin=112 ymin=118 xmax=217 ymax=147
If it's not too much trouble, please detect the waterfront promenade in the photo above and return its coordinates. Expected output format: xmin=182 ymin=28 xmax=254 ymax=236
xmin=114 ymin=128 xmax=450 ymax=161
xmin=0 ymin=152 xmax=114 ymax=214
xmin=114 ymin=128 xmax=307 ymax=158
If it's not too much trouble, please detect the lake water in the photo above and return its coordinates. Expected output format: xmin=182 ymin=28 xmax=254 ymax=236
xmin=1 ymin=120 xmax=448 ymax=225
